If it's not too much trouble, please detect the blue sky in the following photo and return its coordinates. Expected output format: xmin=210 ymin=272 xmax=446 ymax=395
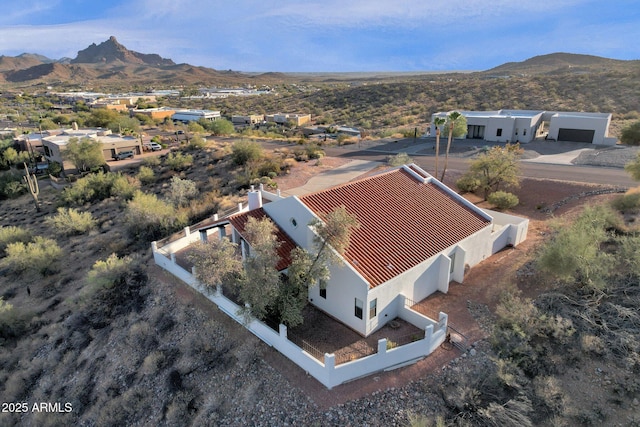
xmin=0 ymin=0 xmax=639 ymax=72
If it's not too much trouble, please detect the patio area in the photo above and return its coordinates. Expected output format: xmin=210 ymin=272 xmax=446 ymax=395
xmin=287 ymin=305 xmax=424 ymax=365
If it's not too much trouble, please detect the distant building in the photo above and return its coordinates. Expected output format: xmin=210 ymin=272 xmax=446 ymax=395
xmin=91 ymin=101 xmax=128 ymax=112
xmin=430 ymin=109 xmax=615 ymax=145
xmin=172 ymin=109 xmax=221 ymax=123
xmin=232 ymin=114 xmax=264 ymax=125
xmin=41 ymin=127 xmax=142 ymax=171
xmin=134 ymin=107 xmax=176 ymax=121
xmin=265 ymin=113 xmax=311 ymax=126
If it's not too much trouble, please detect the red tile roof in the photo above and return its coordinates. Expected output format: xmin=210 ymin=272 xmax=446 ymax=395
xmin=228 ymin=208 xmax=296 ymax=271
xmin=299 ymin=167 xmax=491 ymax=288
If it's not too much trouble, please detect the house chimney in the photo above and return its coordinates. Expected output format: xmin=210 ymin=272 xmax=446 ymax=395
xmin=247 ymin=186 xmax=263 ymax=210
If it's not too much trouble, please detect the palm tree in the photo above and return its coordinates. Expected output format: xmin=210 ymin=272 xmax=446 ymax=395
xmin=433 ymin=116 xmax=446 ymax=179
xmin=441 ymin=111 xmax=464 ymax=182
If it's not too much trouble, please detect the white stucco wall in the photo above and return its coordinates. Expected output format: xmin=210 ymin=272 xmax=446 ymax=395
xmin=311 ymin=262 xmax=370 ymax=335
xmin=547 ymin=113 xmax=611 ymax=144
xmin=361 ymin=223 xmax=492 ymax=336
xmin=262 ymin=195 xmax=318 ymax=249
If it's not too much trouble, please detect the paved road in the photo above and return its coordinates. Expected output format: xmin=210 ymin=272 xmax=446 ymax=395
xmin=320 ymin=145 xmax=636 ymax=188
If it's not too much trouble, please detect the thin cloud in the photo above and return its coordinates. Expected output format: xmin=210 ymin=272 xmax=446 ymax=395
xmin=0 ymin=0 xmax=637 ymax=72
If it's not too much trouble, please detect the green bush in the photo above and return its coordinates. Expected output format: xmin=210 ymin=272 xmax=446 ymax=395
xmin=60 ymin=171 xmax=139 ymax=205
xmin=620 ymin=121 xmax=640 ymax=146
xmin=207 ymin=118 xmax=235 ymax=136
xmin=86 ymin=253 xmax=134 ymax=289
xmin=387 ymin=152 xmax=413 ymax=166
xmin=168 ymin=176 xmax=198 ymax=207
xmin=125 ymin=190 xmax=188 ymax=241
xmin=137 ymin=166 xmax=156 ymax=184
xmin=45 ymin=207 xmax=97 ymax=235
xmin=186 ymin=134 xmax=207 ymax=150
xmin=456 ymin=175 xmax=481 ymax=193
xmin=257 ymin=158 xmax=281 ymax=177
xmin=306 ymin=144 xmax=325 ymax=160
xmin=2 ymin=236 xmax=63 ymax=276
xmin=0 ymin=169 xmax=25 ymax=199
xmin=231 ymin=140 xmax=263 ymax=165
xmin=0 ymin=297 xmax=30 ymax=342
xmin=488 ymin=191 xmax=519 ymax=210
xmin=142 ymin=156 xmax=161 ymax=167
xmin=0 ymin=226 xmax=31 ymax=254
xmin=164 ymin=152 xmax=193 ymax=171
xmin=611 ymin=190 xmax=640 ymax=213
xmin=82 ymin=254 xmax=148 ymax=326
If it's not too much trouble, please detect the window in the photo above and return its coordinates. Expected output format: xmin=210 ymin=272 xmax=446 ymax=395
xmin=450 ymin=251 xmax=456 ymax=274
xmin=496 ymin=128 xmax=503 ymax=137
xmin=290 ymin=217 xmax=297 ymax=228
xmin=319 ymin=288 xmax=326 ymax=299
xmin=515 ymin=128 xmax=518 ymax=135
xmin=523 ymin=129 xmax=527 ymax=136
xmin=354 ymin=298 xmax=363 ymax=319
xmin=369 ymin=299 xmax=377 ymax=318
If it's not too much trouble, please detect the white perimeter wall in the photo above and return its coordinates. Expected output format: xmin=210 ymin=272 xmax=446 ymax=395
xmin=151 ymin=243 xmax=447 ymax=389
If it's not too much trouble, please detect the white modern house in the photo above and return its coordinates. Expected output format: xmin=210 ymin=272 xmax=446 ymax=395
xmin=194 ymin=164 xmax=529 ymax=337
xmin=172 ymin=109 xmax=221 ymax=123
xmin=431 ymin=109 xmax=615 ymax=145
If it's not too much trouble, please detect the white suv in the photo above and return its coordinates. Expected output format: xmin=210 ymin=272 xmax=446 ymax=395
xmin=144 ymin=142 xmax=162 ymax=151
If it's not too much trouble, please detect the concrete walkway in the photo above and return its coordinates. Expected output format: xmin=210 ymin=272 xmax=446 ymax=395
xmin=283 ymin=159 xmax=382 ymax=196
xmin=522 ymin=148 xmax=593 ymax=165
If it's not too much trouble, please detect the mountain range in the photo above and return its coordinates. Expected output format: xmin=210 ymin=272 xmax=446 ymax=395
xmin=0 ymin=36 xmax=286 ymax=87
xmin=0 ymin=36 xmax=638 ymax=88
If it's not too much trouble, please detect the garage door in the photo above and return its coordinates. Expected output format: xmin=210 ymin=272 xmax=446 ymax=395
xmin=557 ymin=128 xmax=595 ymax=143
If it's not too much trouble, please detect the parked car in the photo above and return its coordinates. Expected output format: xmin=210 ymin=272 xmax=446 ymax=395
xmin=143 ymin=142 xmax=162 ymax=151
xmin=114 ymin=150 xmax=134 ymax=160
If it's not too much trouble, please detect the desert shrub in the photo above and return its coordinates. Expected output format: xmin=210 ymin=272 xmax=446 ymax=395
xmin=0 ymin=297 xmax=30 ymax=342
xmin=111 ymin=174 xmax=139 ymax=200
xmin=142 ymin=350 xmax=167 ymax=375
xmin=82 ymin=254 xmax=148 ymax=325
xmin=537 ymin=206 xmax=615 ymax=286
xmin=456 ymin=175 xmax=481 ymax=193
xmin=581 ymin=334 xmax=606 ymax=355
xmin=164 ymin=152 xmax=193 ymax=171
xmin=168 ymin=176 xmax=198 ymax=207
xmin=611 ymin=188 xmax=640 ymax=213
xmin=620 ymin=121 xmax=640 ymax=146
xmin=207 ymin=118 xmax=234 ymax=136
xmin=0 ymin=169 xmax=25 ymax=199
xmin=137 ymin=165 xmax=155 ymax=184
xmin=387 ymin=152 xmax=413 ymax=166
xmin=306 ymin=144 xmax=325 ymax=159
xmin=60 ymin=171 xmax=138 ymax=205
xmin=0 ymin=225 xmax=31 ymax=255
xmin=231 ymin=140 xmax=263 ymax=165
xmin=48 ymin=161 xmax=63 ymax=177
xmin=2 ymin=236 xmax=63 ymax=276
xmin=142 ymin=156 xmax=161 ymax=167
xmin=257 ymin=157 xmax=281 ymax=177
xmin=186 ymin=134 xmax=207 ymax=150
xmin=125 ymin=190 xmax=187 ymax=241
xmin=488 ymin=191 xmax=519 ymax=210
xmin=492 ymin=291 xmax=575 ymax=376
xmin=45 ymin=207 xmax=96 ymax=235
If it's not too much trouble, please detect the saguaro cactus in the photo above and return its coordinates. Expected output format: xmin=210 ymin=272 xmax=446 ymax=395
xmin=23 ymin=162 xmax=40 ymax=212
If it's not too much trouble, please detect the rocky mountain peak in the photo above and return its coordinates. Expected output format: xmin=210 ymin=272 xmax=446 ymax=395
xmin=71 ymin=36 xmax=175 ymax=66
